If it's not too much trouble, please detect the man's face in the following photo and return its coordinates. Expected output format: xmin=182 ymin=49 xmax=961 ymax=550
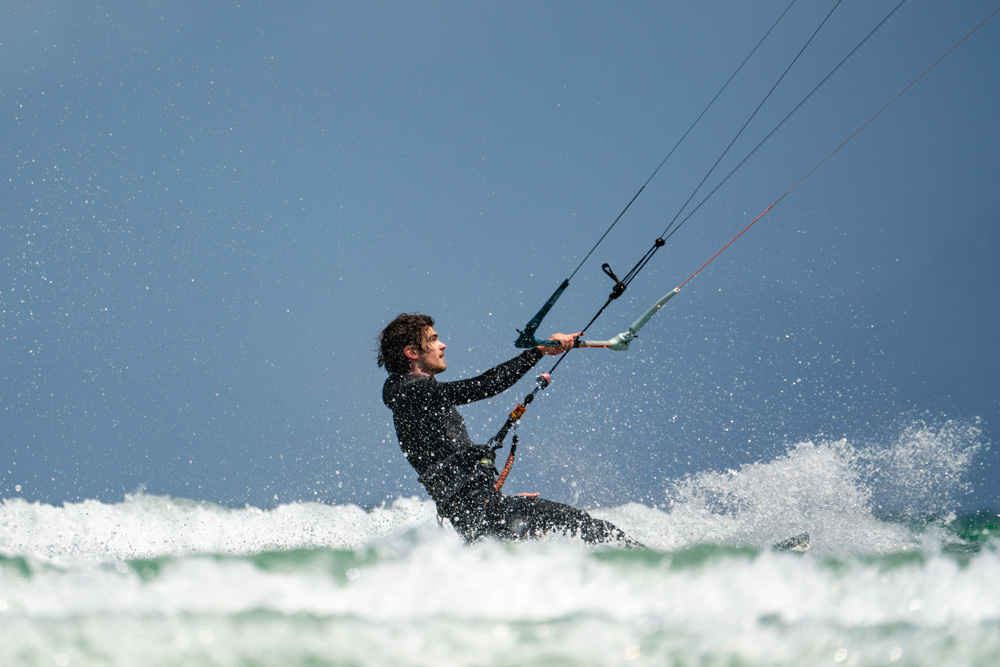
xmin=409 ymin=326 xmax=447 ymax=375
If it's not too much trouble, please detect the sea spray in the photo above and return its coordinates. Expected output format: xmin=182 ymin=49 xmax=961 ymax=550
xmin=856 ymin=417 xmax=987 ymax=517
xmin=648 ymin=417 xmax=988 ymax=554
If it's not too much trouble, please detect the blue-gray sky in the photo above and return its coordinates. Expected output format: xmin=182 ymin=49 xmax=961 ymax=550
xmin=4 ymin=1 xmax=998 ymax=512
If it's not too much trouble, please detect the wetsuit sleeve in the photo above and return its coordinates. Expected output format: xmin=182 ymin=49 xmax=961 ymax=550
xmin=435 ymin=348 xmax=543 ymax=405
xmin=384 ymin=348 xmax=543 ymax=414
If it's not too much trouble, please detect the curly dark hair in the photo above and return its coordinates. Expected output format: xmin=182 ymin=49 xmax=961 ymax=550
xmin=376 ymin=313 xmax=435 ymax=374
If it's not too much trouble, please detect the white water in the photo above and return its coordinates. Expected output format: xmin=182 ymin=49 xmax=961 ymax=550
xmin=1 ymin=422 xmax=996 ymax=666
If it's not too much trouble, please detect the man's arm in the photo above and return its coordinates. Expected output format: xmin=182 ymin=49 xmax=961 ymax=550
xmin=435 ymin=348 xmax=544 ymax=405
xmin=436 ymin=331 xmax=580 ymax=404
xmin=393 ymin=331 xmax=580 ymax=409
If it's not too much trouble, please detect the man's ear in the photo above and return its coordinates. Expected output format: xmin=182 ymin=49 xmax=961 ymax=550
xmin=403 ymin=345 xmax=419 ymax=361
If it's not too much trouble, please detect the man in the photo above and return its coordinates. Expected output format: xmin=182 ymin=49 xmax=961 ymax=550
xmin=378 ymin=312 xmax=637 ymax=546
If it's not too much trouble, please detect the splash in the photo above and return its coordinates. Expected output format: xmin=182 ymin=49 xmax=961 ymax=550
xmin=655 ymin=418 xmax=986 ymax=554
xmin=855 ymin=417 xmax=986 ymax=517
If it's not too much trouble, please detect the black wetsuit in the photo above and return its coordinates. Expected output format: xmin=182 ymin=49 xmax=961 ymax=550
xmin=382 ymin=348 xmax=634 ymax=546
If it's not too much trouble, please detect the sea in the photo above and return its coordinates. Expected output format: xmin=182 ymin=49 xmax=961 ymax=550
xmin=1 ymin=423 xmax=996 ymax=666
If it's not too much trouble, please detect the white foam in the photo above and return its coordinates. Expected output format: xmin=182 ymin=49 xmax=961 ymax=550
xmin=0 ymin=493 xmax=436 ymax=566
xmin=0 ymin=419 xmax=993 ymax=664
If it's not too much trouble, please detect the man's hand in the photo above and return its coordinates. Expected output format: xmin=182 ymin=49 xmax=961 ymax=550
xmin=538 ymin=332 xmax=582 ymax=355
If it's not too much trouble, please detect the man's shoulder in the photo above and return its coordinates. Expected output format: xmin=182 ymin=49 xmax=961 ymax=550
xmin=382 ymin=373 xmax=436 ymax=408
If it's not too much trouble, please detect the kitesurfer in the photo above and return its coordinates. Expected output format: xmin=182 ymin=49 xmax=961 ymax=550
xmin=378 ymin=312 xmax=638 ymax=546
